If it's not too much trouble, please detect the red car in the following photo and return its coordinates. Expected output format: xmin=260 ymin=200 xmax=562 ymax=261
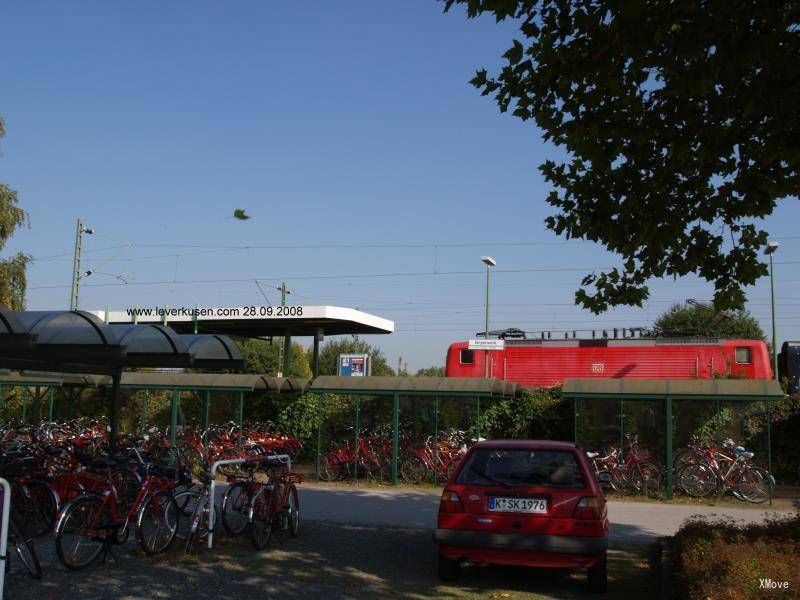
xmin=434 ymin=440 xmax=609 ymax=593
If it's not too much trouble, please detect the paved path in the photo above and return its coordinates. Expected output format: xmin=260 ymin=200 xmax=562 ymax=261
xmin=300 ymin=484 xmax=795 ymax=543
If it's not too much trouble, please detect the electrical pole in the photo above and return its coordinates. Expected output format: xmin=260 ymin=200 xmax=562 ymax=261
xmin=276 ymin=282 xmax=291 ymax=377
xmin=70 ymin=219 xmax=94 ymax=310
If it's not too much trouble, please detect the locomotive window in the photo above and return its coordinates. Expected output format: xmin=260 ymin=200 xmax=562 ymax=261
xmin=735 ymin=347 xmax=752 ymax=364
xmin=460 ymin=349 xmax=474 ymax=365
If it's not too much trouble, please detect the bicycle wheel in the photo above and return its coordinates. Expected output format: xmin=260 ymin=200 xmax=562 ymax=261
xmin=678 ymin=463 xmax=718 ymax=498
xmin=8 ymin=514 xmax=42 ymax=580
xmin=630 ymin=462 xmax=663 ymax=497
xmin=54 ymin=495 xmax=107 ymax=571
xmin=287 ymin=484 xmax=300 ymax=538
xmin=136 ymin=490 xmax=179 ymax=555
xmin=221 ymin=481 xmax=249 ymax=536
xmin=735 ymin=467 xmax=772 ymax=503
xmin=111 ymin=467 xmax=141 ymax=514
xmin=400 ymin=455 xmax=427 ymax=484
xmin=249 ymin=490 xmax=273 ymax=550
xmin=15 ymin=479 xmax=58 ymax=537
xmin=174 ymin=490 xmax=217 ymax=541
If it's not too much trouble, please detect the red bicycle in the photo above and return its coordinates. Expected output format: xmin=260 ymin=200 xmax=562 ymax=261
xmin=54 ymin=462 xmax=179 ymax=570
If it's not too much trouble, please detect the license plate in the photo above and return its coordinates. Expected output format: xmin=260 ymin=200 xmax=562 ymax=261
xmin=488 ymin=497 xmax=547 ymax=514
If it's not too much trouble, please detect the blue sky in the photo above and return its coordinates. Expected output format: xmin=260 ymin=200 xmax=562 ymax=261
xmin=1 ymin=1 xmax=798 ymax=370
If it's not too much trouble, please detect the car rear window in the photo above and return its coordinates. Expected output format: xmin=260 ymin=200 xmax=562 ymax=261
xmin=456 ymin=448 xmax=586 ymax=488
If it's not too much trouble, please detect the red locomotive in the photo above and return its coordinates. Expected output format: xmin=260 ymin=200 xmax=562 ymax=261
xmin=445 ymin=330 xmax=772 ymax=388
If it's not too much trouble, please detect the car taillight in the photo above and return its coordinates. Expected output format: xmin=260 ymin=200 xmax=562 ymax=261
xmin=439 ymin=490 xmax=465 ymax=513
xmin=573 ymin=496 xmax=602 ymax=519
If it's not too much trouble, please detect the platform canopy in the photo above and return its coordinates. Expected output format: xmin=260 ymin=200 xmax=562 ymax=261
xmin=91 ymin=305 xmax=394 ymax=337
xmin=310 ymin=376 xmax=519 ymax=397
xmin=561 ymin=378 xmax=784 ymax=400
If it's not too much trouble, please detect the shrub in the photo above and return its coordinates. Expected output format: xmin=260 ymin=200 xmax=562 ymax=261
xmin=672 ymin=512 xmax=800 ymax=599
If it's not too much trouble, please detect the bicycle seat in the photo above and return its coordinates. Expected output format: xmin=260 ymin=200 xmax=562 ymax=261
xmin=585 ymin=452 xmax=599 ymax=459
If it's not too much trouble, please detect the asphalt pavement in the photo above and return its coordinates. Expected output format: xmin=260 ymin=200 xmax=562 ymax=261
xmin=299 ymin=484 xmax=796 ymax=543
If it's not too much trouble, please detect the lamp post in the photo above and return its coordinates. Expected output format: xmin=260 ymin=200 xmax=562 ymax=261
xmin=765 ymin=241 xmax=779 ymax=379
xmin=481 ymin=256 xmax=496 ymax=378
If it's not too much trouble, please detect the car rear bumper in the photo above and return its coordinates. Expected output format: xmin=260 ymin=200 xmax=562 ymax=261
xmin=433 ymin=528 xmax=608 ymax=555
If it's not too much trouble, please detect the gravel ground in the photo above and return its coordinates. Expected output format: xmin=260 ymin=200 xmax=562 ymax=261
xmin=5 ymin=520 xmax=657 ymax=600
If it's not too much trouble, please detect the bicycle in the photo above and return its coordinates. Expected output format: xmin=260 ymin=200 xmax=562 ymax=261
xmin=54 ymin=462 xmax=179 ymax=570
xmin=221 ymin=455 xmax=300 ymax=549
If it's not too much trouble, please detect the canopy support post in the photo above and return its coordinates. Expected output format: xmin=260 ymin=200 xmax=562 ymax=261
xmin=392 ymin=392 xmax=399 ymax=486
xmin=170 ymin=388 xmax=179 ymax=462
xmin=47 ymin=387 xmax=54 ymax=421
xmin=31 ymin=387 xmax=41 ymax=425
xmin=620 ymin=398 xmax=625 ymax=449
xmin=312 ymin=327 xmax=322 ymax=378
xmin=22 ymin=387 xmax=28 ymax=423
xmin=140 ymin=390 xmax=149 ymax=435
xmin=109 ymin=368 xmax=122 ymax=453
xmin=68 ymin=389 xmax=77 ymax=419
xmin=282 ymin=329 xmax=292 ymax=376
xmin=203 ymin=391 xmax=211 ymax=431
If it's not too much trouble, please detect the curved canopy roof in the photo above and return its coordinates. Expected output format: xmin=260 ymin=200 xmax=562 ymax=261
xmin=109 ymin=324 xmax=191 ymax=368
xmin=0 ymin=307 xmax=243 ymax=374
xmin=179 ymin=334 xmax=243 ymax=370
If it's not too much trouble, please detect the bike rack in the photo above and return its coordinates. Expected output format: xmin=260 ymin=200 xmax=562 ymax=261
xmin=0 ymin=477 xmax=10 ymax=600
xmin=207 ymin=457 xmax=244 ymax=550
xmin=206 ymin=453 xmax=293 ymax=550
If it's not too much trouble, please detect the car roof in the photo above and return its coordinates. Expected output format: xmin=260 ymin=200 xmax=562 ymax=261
xmin=471 ymin=439 xmax=578 ymax=450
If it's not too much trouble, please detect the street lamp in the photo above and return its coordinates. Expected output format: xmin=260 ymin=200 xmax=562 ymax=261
xmin=765 ymin=241 xmax=779 ymax=379
xmin=481 ymin=256 xmax=496 ymax=377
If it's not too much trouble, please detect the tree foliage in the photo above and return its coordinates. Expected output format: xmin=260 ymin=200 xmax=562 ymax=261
xmin=415 ymin=365 xmax=445 ymax=377
xmin=442 ymin=1 xmax=798 ymax=312
xmin=649 ymin=302 xmax=765 ymax=339
xmin=236 ymin=338 xmax=312 ymax=378
xmin=0 ymin=117 xmax=29 ymax=310
xmin=310 ymin=338 xmax=395 ymax=376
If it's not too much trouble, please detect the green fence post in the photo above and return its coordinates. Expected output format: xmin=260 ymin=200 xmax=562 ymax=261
xmin=238 ymin=391 xmax=244 ymax=453
xmin=22 ymin=388 xmax=29 ymax=423
xmin=433 ymin=396 xmax=439 ymax=470
xmin=392 ymin=392 xmax=400 ymax=486
xmin=666 ymin=396 xmax=673 ymax=500
xmin=68 ymin=389 xmax=76 ymax=419
xmin=620 ymin=397 xmax=625 ymax=449
xmin=170 ymin=389 xmax=179 ymax=463
xmin=354 ymin=398 xmax=360 ymax=484
xmin=316 ymin=396 xmax=323 ymax=482
xmin=140 ymin=390 xmax=149 ymax=435
xmin=715 ymin=397 xmax=720 ymax=438
xmin=476 ymin=396 xmax=481 ymax=440
xmin=573 ymin=398 xmax=579 ymax=445
xmin=0 ymin=384 xmax=4 ymax=416
xmin=767 ymin=396 xmax=773 ymax=505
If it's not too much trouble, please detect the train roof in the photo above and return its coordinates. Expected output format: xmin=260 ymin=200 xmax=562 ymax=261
xmin=452 ymin=337 xmax=763 ymax=348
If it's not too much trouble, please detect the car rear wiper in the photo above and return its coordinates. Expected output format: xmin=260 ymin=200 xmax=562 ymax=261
xmin=469 ymin=465 xmax=510 ymax=488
